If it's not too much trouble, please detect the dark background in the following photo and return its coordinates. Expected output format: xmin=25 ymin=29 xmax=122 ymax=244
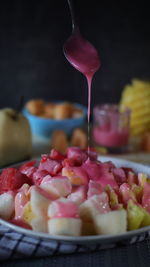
xmin=0 ymin=0 xmax=150 ymax=110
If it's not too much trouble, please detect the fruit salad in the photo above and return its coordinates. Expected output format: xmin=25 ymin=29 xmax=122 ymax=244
xmin=0 ymin=147 xmax=150 ymax=236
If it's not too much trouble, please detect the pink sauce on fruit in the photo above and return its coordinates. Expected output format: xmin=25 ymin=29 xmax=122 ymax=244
xmin=50 ymin=199 xmax=80 ymax=219
xmin=31 ymin=186 xmax=58 ymax=201
xmin=68 ymin=185 xmax=87 ymax=204
xmin=1 ymin=147 xmax=150 ymax=234
xmin=15 ymin=191 xmax=29 ymax=219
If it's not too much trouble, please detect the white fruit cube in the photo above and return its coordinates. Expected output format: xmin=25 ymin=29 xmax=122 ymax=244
xmin=80 ymin=193 xmax=110 ymax=222
xmin=30 ymin=186 xmax=52 ymax=217
xmin=0 ymin=192 xmax=14 ymax=220
xmin=67 ymin=186 xmax=87 ymax=205
xmin=31 ymin=217 xmax=48 ymax=233
xmin=40 ymin=176 xmax=72 ymax=198
xmin=48 ymin=218 xmax=82 ymax=236
xmin=94 ymin=209 xmax=127 ymax=235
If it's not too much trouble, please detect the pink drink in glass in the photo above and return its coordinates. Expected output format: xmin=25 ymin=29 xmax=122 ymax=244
xmin=92 ymin=104 xmax=130 ymax=151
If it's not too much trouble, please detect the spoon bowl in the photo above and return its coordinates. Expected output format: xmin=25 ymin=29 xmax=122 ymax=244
xmin=64 ymin=28 xmax=100 ymax=76
xmin=64 ymin=0 xmax=100 ymax=76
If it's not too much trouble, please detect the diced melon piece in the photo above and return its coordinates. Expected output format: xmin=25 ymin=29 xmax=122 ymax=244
xmin=48 ymin=218 xmax=82 ymax=236
xmin=94 ymin=209 xmax=127 ymax=235
xmin=127 ymin=200 xmax=145 ymax=230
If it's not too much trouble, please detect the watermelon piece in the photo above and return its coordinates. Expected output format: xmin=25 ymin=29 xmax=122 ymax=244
xmin=112 ymin=168 xmax=127 ymax=186
xmin=67 ymin=147 xmax=88 ymax=165
xmin=0 ymin=168 xmax=32 ymax=194
xmin=19 ymin=160 xmax=37 ymax=179
xmin=19 ymin=160 xmax=36 ymax=170
xmin=10 ymin=219 xmax=32 ymax=230
xmin=32 ymin=170 xmax=49 ymax=185
xmin=82 ymin=159 xmax=118 ymax=190
xmin=38 ymin=156 xmax=62 ymax=176
xmin=62 ymin=158 xmax=80 ymax=167
xmin=84 ymin=148 xmax=97 ymax=161
xmin=50 ymin=149 xmax=66 ymax=161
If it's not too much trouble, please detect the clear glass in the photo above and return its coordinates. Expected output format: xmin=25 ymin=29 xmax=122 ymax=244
xmin=92 ymin=104 xmax=130 ymax=153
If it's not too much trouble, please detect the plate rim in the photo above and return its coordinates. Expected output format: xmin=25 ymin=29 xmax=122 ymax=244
xmin=1 ymin=217 xmax=150 ymax=244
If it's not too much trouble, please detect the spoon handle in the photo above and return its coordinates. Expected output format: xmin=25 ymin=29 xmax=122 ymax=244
xmin=67 ymin=0 xmax=78 ymax=31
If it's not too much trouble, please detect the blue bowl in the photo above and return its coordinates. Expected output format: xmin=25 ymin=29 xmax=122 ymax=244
xmin=23 ymin=103 xmax=87 ymax=138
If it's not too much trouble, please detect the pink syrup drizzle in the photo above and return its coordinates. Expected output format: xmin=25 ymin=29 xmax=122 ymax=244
xmin=64 ymin=28 xmax=100 ymax=153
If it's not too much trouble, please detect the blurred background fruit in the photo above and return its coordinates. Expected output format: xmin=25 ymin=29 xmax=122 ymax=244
xmin=0 ymin=108 xmax=32 ymax=167
xmin=23 ymin=100 xmax=87 ymax=138
xmin=120 ymin=79 xmax=150 ymax=137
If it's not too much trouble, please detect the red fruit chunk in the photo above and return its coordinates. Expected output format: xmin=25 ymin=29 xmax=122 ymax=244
xmin=32 ymin=170 xmax=49 ymax=185
xmin=64 ymin=148 xmax=97 ymax=167
xmin=40 ymin=154 xmax=50 ymax=163
xmin=63 ymin=158 xmax=81 ymax=167
xmin=82 ymin=159 xmax=118 ymax=190
xmin=84 ymin=148 xmax=98 ymax=161
xmin=39 ymin=156 xmax=62 ymax=176
xmin=83 ymin=160 xmax=109 ymax=177
xmin=20 ymin=166 xmax=37 ymax=179
xmin=122 ymin=167 xmax=134 ymax=175
xmin=50 ymin=149 xmax=66 ymax=161
xmin=0 ymin=168 xmax=32 ymax=194
xmin=19 ymin=160 xmax=36 ymax=170
xmin=99 ymin=172 xmax=118 ymax=190
xmin=103 ymin=161 xmax=115 ymax=170
xmin=67 ymin=147 xmax=88 ymax=165
xmin=19 ymin=160 xmax=37 ymax=179
xmin=112 ymin=168 xmax=127 ymax=186
xmin=9 ymin=219 xmax=32 ymax=230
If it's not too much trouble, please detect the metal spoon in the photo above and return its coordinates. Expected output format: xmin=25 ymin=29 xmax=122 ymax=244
xmin=63 ymin=0 xmax=100 ymax=76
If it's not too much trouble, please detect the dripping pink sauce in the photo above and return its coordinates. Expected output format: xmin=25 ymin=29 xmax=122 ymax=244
xmin=64 ymin=28 xmax=100 ymax=150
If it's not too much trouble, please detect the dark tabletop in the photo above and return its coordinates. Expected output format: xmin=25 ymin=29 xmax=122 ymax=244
xmin=1 ymin=237 xmax=150 ymax=267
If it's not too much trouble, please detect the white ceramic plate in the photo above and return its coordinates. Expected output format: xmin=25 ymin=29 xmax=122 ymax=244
xmin=0 ymin=156 xmax=150 ymax=245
